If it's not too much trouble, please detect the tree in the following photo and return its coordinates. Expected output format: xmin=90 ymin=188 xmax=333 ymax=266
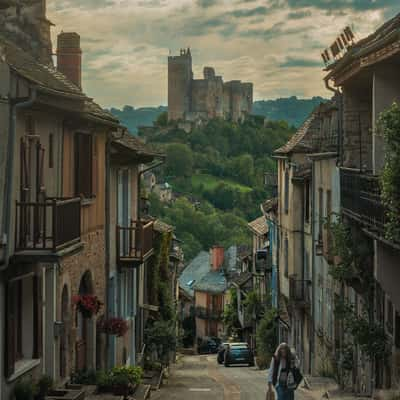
xmin=155 ymin=111 xmax=168 ymax=127
xmin=165 ymin=143 xmax=193 ymax=177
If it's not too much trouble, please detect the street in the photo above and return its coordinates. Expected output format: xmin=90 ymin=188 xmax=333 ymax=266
xmin=154 ymin=355 xmax=314 ymax=400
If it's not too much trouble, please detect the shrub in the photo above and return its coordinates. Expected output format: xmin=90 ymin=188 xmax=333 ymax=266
xmin=256 ymin=308 xmax=278 ymax=366
xmin=110 ymin=366 xmax=143 ymax=386
xmin=35 ymin=376 xmax=53 ymax=400
xmin=14 ymin=380 xmax=37 ymax=400
xmin=71 ymin=369 xmax=98 ymax=385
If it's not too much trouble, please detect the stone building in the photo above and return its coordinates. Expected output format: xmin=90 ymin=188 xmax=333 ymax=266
xmin=168 ymin=48 xmax=253 ymax=123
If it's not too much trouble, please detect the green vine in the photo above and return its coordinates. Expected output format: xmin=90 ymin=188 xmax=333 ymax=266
xmin=378 ymin=102 xmax=400 ymax=242
xmin=223 ymin=288 xmax=241 ymax=337
xmin=334 ymin=299 xmax=388 ymax=362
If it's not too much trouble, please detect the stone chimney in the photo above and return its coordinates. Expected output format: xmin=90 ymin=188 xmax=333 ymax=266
xmin=0 ymin=0 xmax=53 ymax=65
xmin=211 ymin=246 xmax=224 ymax=271
xmin=57 ymin=32 xmax=82 ymax=89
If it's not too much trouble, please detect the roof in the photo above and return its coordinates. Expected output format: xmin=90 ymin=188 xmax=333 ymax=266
xmin=326 ymin=13 xmax=400 ymax=82
xmin=178 ymin=246 xmax=239 ymax=296
xmin=179 ymin=251 xmax=210 ymax=297
xmin=153 ymin=219 xmax=174 ymax=233
xmin=193 ymin=270 xmax=227 ymax=294
xmin=262 ymin=198 xmax=278 ymax=214
xmin=248 ymin=216 xmax=268 ymax=236
xmin=232 ymin=272 xmax=253 ymax=287
xmin=1 ymin=34 xmax=119 ymax=126
xmin=111 ymin=132 xmax=161 ymax=158
xmin=274 ymin=111 xmax=318 ymax=155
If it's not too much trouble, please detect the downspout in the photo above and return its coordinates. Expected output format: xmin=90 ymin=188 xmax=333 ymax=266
xmin=1 ymin=88 xmax=37 ymax=272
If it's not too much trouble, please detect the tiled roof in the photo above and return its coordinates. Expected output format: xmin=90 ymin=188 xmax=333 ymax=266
xmin=111 ymin=132 xmax=161 ymax=157
xmin=262 ymin=198 xmax=278 ymax=214
xmin=1 ymin=35 xmax=119 ymax=126
xmin=248 ymin=216 xmax=268 ymax=236
xmin=274 ymin=110 xmax=320 ymax=155
xmin=232 ymin=272 xmax=253 ymax=287
xmin=1 ymin=35 xmax=83 ymax=97
xmin=179 ymin=251 xmax=210 ymax=297
xmin=193 ymin=271 xmax=227 ymax=294
xmin=153 ymin=220 xmax=174 ymax=233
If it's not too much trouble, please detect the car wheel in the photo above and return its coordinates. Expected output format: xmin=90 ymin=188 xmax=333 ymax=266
xmin=224 ymin=363 xmax=230 ymax=367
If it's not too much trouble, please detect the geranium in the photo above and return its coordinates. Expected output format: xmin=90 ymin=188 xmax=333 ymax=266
xmin=73 ymin=295 xmax=102 ymax=318
xmin=99 ymin=317 xmax=129 ymax=337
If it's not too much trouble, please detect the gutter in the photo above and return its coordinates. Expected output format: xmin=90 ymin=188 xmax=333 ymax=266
xmin=1 ymin=88 xmax=37 ymax=271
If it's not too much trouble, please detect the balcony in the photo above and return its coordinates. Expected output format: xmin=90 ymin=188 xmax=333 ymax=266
xmin=340 ymin=168 xmax=385 ymax=235
xmin=116 ymin=220 xmax=154 ymax=265
xmin=195 ymin=306 xmax=223 ymax=320
xmin=289 ymin=278 xmax=311 ymax=309
xmin=255 ymin=250 xmax=272 ymax=273
xmin=15 ymin=198 xmax=81 ymax=255
xmin=311 ymin=132 xmax=338 ymax=152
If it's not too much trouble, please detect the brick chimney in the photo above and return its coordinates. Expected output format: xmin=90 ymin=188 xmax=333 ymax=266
xmin=57 ymin=32 xmax=82 ymax=89
xmin=211 ymin=246 xmax=224 ymax=271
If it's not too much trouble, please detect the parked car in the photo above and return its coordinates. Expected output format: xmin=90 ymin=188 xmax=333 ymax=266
xmin=198 ymin=337 xmax=220 ymax=354
xmin=224 ymin=344 xmax=254 ymax=367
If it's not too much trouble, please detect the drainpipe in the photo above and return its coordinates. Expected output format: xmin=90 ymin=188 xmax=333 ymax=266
xmin=1 ymin=88 xmax=37 ymax=272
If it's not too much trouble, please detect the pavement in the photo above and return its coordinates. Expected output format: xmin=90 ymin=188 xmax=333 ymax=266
xmin=152 ymin=354 xmax=316 ymax=400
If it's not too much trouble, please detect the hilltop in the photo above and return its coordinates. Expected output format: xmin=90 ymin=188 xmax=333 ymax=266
xmin=109 ymin=97 xmax=326 ymax=134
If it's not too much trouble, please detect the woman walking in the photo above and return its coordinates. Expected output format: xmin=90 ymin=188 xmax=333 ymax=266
xmin=267 ymin=343 xmax=300 ymax=400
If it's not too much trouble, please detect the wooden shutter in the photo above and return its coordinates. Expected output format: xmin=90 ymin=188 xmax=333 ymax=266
xmin=4 ymin=281 xmax=16 ymax=377
xmin=92 ymin=136 xmax=98 ymax=197
xmin=33 ymin=275 xmax=42 ymax=358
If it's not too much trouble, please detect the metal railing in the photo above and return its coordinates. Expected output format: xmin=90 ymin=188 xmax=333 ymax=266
xmin=15 ymin=197 xmax=81 ymax=252
xmin=117 ymin=220 xmax=154 ymax=263
xmin=340 ymin=168 xmax=385 ymax=234
xmin=195 ymin=306 xmax=223 ymax=320
xmin=311 ymin=132 xmax=338 ymax=151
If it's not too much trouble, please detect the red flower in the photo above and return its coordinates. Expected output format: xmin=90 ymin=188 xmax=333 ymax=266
xmin=74 ymin=295 xmax=102 ymax=318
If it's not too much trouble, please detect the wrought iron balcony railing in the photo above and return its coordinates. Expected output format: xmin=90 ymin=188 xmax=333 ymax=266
xmin=195 ymin=306 xmax=223 ymax=320
xmin=117 ymin=220 xmax=154 ymax=265
xmin=15 ymin=197 xmax=81 ymax=253
xmin=340 ymin=168 xmax=385 ymax=234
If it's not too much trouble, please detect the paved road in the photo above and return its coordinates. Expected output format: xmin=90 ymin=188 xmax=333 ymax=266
xmin=153 ymin=354 xmax=313 ymax=400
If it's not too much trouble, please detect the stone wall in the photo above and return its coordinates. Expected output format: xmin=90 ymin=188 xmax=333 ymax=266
xmin=58 ymin=229 xmax=107 ymax=375
xmin=0 ymin=0 xmax=53 ymax=65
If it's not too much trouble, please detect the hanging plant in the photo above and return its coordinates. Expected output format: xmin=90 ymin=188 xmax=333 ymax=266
xmin=99 ymin=317 xmax=129 ymax=337
xmin=73 ymin=295 xmax=102 ymax=318
xmin=378 ymin=102 xmax=400 ymax=242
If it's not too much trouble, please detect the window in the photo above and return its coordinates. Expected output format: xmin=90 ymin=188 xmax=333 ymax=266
xmin=74 ymin=133 xmax=93 ymax=198
xmin=305 ymin=181 xmax=310 ymax=223
xmin=284 ymin=236 xmax=289 ymax=278
xmin=49 ymin=133 xmax=54 ymax=168
xmin=284 ymin=169 xmax=289 ymax=214
xmin=5 ymin=275 xmax=41 ymax=378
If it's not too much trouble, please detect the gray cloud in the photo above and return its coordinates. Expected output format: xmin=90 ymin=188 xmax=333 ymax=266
xmin=229 ymin=6 xmax=270 ymax=18
xmin=286 ymin=0 xmax=399 ymax=11
xmin=288 ymin=10 xmax=312 ymax=19
xmin=196 ymin=0 xmax=217 ymax=8
xmin=279 ymin=57 xmax=322 ymax=68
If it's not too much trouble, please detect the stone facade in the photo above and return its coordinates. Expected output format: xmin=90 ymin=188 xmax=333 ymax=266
xmin=0 ymin=0 xmax=53 ymax=65
xmin=168 ymin=48 xmax=253 ymax=123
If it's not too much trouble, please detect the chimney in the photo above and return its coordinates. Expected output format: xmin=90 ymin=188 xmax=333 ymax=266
xmin=57 ymin=32 xmax=82 ymax=89
xmin=211 ymin=246 xmax=224 ymax=271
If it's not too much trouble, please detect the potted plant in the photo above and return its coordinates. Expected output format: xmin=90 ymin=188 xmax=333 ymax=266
xmin=99 ymin=317 xmax=129 ymax=337
xmin=109 ymin=366 xmax=143 ymax=398
xmin=73 ymin=295 xmax=102 ymax=318
xmin=35 ymin=376 xmax=53 ymax=400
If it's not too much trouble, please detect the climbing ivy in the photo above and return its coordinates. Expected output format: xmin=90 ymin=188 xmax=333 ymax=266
xmin=223 ymin=288 xmax=241 ymax=337
xmin=378 ymin=102 xmax=400 ymax=242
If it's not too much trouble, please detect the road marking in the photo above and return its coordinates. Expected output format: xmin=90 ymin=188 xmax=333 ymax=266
xmin=189 ymin=388 xmax=212 ymax=392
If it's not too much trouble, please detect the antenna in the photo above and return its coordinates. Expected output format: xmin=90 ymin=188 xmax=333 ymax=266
xmin=321 ymin=26 xmax=356 ymax=67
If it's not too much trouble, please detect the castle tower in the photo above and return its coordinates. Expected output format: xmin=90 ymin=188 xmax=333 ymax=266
xmin=168 ymin=48 xmax=193 ymax=121
xmin=0 ymin=0 xmax=53 ymax=65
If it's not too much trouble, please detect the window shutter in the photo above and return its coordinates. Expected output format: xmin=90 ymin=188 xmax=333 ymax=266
xmin=92 ymin=136 xmax=98 ymax=197
xmin=75 ymin=133 xmax=93 ymax=198
xmin=4 ymin=281 xmax=16 ymax=378
xmin=33 ymin=275 xmax=43 ymax=358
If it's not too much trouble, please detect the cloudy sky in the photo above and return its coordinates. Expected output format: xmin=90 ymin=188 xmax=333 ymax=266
xmin=47 ymin=0 xmax=399 ymax=108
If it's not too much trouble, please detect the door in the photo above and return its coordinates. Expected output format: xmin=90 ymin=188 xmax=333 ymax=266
xmin=118 ymin=169 xmax=131 ymax=257
xmin=60 ymin=285 xmax=69 ymax=378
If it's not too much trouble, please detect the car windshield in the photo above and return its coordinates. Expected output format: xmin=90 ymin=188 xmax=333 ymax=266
xmin=231 ymin=347 xmax=248 ymax=353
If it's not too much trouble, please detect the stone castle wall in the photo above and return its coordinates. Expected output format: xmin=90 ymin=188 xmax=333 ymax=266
xmin=168 ymin=50 xmax=253 ymax=123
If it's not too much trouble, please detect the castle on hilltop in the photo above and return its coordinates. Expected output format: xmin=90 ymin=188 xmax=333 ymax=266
xmin=168 ymin=48 xmax=253 ymax=123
